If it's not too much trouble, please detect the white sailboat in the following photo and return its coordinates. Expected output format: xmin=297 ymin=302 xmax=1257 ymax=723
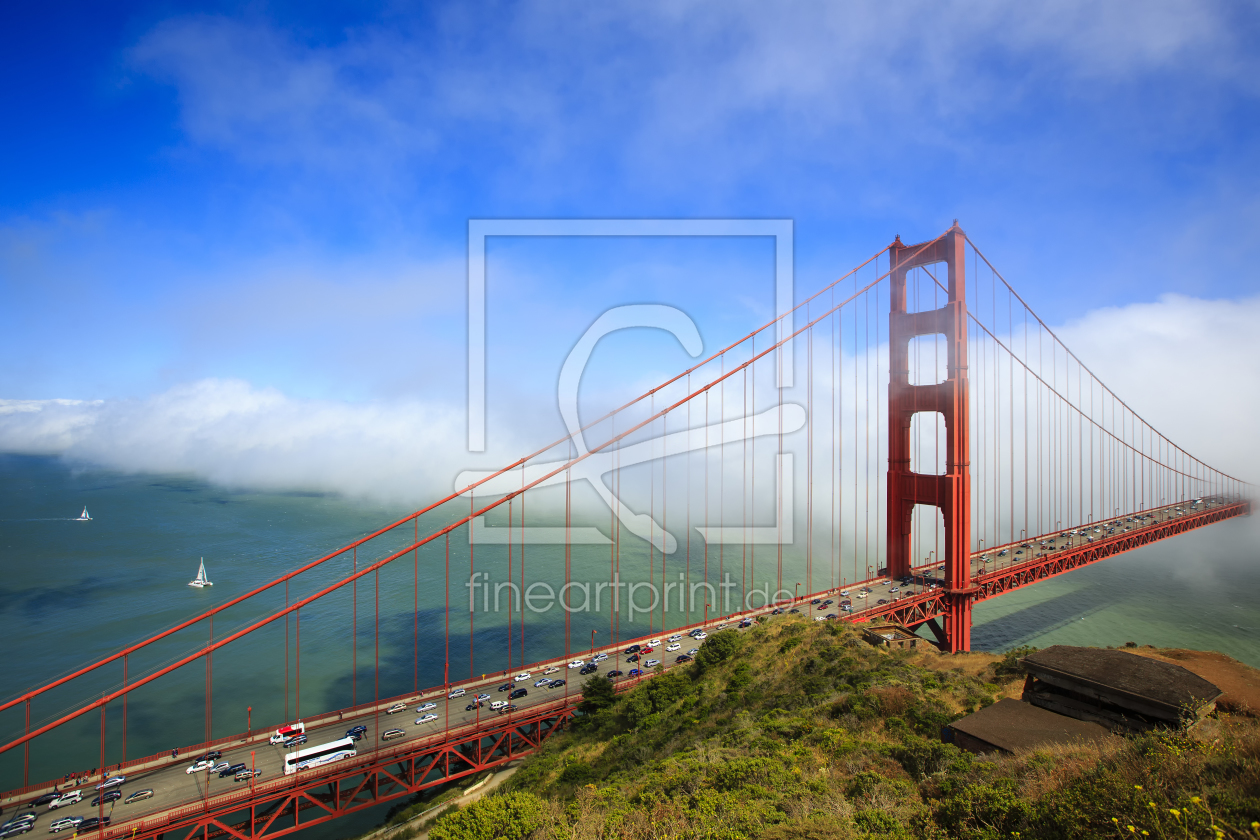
xmin=75 ymin=507 xmax=91 ymax=521
xmin=188 ymin=558 xmax=213 ymax=588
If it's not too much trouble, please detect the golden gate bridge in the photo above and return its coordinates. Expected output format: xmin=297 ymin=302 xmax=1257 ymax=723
xmin=0 ymin=223 xmax=1249 ymax=840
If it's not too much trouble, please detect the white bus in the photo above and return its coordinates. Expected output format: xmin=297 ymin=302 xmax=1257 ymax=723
xmin=283 ymin=737 xmax=357 ymax=775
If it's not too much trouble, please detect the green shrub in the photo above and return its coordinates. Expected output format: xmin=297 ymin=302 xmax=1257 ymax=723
xmin=428 ymin=791 xmax=548 ymax=840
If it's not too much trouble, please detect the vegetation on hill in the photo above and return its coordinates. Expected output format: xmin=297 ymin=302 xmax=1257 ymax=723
xmin=421 ymin=618 xmax=1260 ymax=840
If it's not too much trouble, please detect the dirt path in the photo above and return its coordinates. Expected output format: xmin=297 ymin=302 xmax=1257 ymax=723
xmin=1130 ymin=648 xmax=1260 ymax=715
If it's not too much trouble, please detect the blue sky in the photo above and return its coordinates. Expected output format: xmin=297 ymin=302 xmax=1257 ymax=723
xmin=2 ymin=0 xmax=1259 ymax=500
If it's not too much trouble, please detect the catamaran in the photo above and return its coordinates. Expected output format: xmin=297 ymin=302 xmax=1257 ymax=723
xmin=76 ymin=507 xmax=91 ymax=521
xmin=188 ymin=558 xmax=213 ymax=588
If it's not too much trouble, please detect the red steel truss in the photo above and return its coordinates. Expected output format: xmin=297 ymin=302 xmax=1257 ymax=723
xmin=857 ymin=500 xmax=1252 ymax=640
xmin=93 ymin=703 xmax=573 ymax=840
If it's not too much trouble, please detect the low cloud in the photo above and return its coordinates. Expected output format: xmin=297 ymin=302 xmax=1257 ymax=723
xmin=0 ymin=294 xmax=1254 ymax=510
xmin=0 ymin=380 xmax=476 ymax=506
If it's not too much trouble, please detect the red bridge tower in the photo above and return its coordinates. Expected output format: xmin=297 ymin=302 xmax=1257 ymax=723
xmin=886 ymin=223 xmax=975 ymax=652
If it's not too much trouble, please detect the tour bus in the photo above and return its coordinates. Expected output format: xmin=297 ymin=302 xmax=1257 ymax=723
xmin=283 ymin=737 xmax=357 ymax=775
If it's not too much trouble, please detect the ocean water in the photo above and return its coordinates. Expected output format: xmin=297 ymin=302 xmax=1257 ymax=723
xmin=0 ymin=453 xmax=1256 ymax=836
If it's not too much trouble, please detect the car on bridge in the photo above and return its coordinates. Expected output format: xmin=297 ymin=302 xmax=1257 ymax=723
xmin=626 ymin=654 xmax=640 ymax=662
xmin=592 ymin=653 xmax=608 ymax=662
xmin=447 ymin=688 xmax=466 ymax=698
xmin=386 ymin=702 xmax=407 ymax=714
xmin=548 ymin=679 xmax=565 ymax=688
xmin=533 ymin=678 xmax=552 ymax=687
xmin=628 ymin=668 xmax=643 ymax=677
xmin=579 ymin=664 xmax=598 ymax=675
xmin=31 ymin=794 xmax=59 ymax=809
xmin=644 ymin=659 xmax=660 ymax=668
xmin=234 ymin=769 xmax=263 ymax=781
xmin=498 ymin=704 xmax=518 ymax=714
xmin=543 ymin=666 xmax=561 ymax=675
xmin=0 ymin=823 xmax=33 ymax=838
xmin=606 ymin=670 xmax=623 ymax=679
xmin=46 ymin=818 xmax=82 ymax=834
xmin=94 ymin=776 xmax=125 ymax=791
xmin=514 ymin=672 xmax=532 ymax=681
xmin=47 ymin=791 xmax=81 ymax=810
xmin=568 ymin=660 xmax=585 ymax=668
xmin=90 ymin=791 xmax=122 ymax=807
xmin=269 ymin=723 xmax=304 ymax=744
xmin=509 ymin=688 xmax=528 ymax=700
xmin=624 ymin=644 xmax=641 ymax=653
xmin=124 ymin=789 xmax=154 ymax=804
xmin=284 ymin=734 xmax=308 ymax=748
xmin=186 ymin=759 xmax=214 ymax=774
xmin=475 ymin=693 xmax=490 ymax=702
xmin=666 ymin=643 xmax=680 ymax=652
xmin=675 ymin=655 xmax=693 ymax=663
xmin=219 ymin=763 xmax=247 ymax=778
xmin=693 ymin=631 xmax=707 ymax=639
xmin=416 ymin=714 xmax=439 ymax=724
xmin=416 ymin=702 xmax=437 ymax=712
xmin=345 ymin=725 xmax=368 ymax=741
xmin=465 ymin=701 xmax=484 ymax=711
xmin=382 ymin=729 xmax=406 ymax=741
xmin=497 ymin=682 xmax=514 ymax=691
xmin=77 ymin=818 xmax=109 ymax=832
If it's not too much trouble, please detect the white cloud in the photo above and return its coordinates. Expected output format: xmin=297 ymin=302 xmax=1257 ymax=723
xmin=1057 ymin=294 xmax=1260 ymax=483
xmin=0 ymin=293 xmax=1252 ymax=514
xmin=0 ymin=380 xmax=485 ymax=506
xmin=125 ymin=1 xmax=1256 ymax=190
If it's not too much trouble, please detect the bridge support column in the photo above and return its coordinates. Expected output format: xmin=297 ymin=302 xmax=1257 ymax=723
xmin=886 ymin=223 xmax=974 ymax=652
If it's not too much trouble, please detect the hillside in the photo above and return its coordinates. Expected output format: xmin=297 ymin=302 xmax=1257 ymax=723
xmin=414 ymin=618 xmax=1260 ymax=839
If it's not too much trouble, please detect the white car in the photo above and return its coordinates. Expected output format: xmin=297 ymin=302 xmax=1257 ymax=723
xmin=667 ymin=635 xmax=681 ymax=643
xmin=648 ymin=638 xmax=661 ymax=647
xmin=48 ymin=791 xmax=81 ymax=810
xmin=839 ymin=590 xmax=850 ymax=597
xmin=694 ymin=632 xmax=708 ymax=640
xmin=47 ymin=818 xmax=82 ymax=834
xmin=644 ymin=659 xmax=661 ymax=668
xmin=185 ymin=759 xmax=213 ymax=775
xmin=448 ymin=688 xmax=466 ymax=698
xmin=666 ymin=643 xmax=681 ymax=652
xmin=415 ymin=714 xmax=439 ymax=724
xmin=490 ymin=700 xmax=508 ymax=710
xmin=543 ymin=666 xmax=561 ymax=675
xmin=416 ymin=702 xmax=437 ymax=713
xmin=514 ymin=672 xmax=532 ymax=682
xmin=687 ymin=648 xmax=699 ymax=656
xmin=592 ymin=653 xmax=608 ymax=662
xmin=567 ymin=660 xmax=585 ymax=669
